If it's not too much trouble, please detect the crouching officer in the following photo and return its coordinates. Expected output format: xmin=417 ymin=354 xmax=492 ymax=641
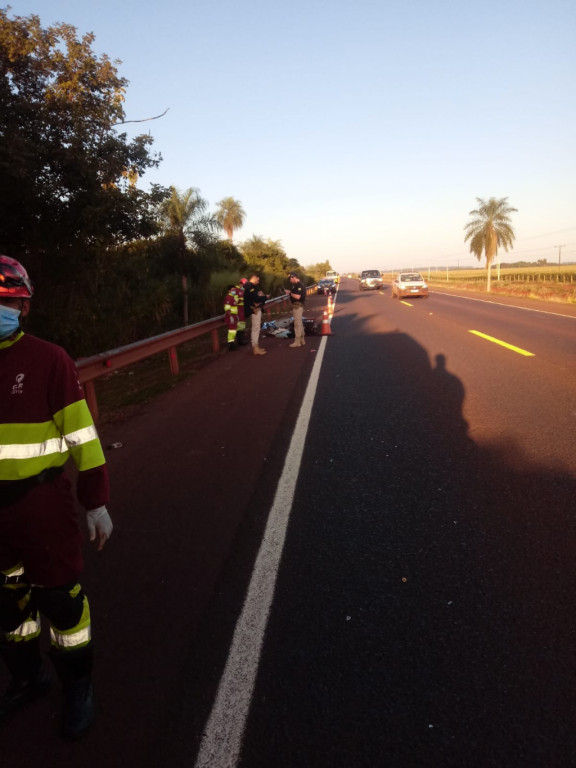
xmin=0 ymin=255 xmax=112 ymax=739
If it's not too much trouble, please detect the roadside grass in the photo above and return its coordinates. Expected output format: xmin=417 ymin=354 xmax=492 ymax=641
xmin=425 ymin=278 xmax=576 ymax=304
xmin=376 ymin=265 xmax=576 ymax=305
xmin=92 ymin=301 xmax=299 ymax=423
xmin=94 ymin=327 xmax=229 ymax=424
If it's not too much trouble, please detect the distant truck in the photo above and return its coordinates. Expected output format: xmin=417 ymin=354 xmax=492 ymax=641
xmin=326 ymin=270 xmax=340 ymax=283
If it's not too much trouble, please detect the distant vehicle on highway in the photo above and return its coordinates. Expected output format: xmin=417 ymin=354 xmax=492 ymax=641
xmin=317 ymin=278 xmax=337 ymax=295
xmin=392 ymin=272 xmax=429 ymax=299
xmin=326 ymin=270 xmax=340 ymax=284
xmin=358 ymin=270 xmax=383 ymax=290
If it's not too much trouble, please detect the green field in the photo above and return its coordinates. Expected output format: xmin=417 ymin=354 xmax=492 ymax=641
xmin=380 ymin=265 xmax=576 ymax=283
xmin=374 ymin=265 xmax=576 ymax=304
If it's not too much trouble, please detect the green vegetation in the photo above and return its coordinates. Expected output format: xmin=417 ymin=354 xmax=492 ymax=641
xmin=215 ymin=197 xmax=246 ymax=242
xmin=158 ymin=186 xmax=220 ymax=325
xmin=464 ymin=197 xmax=518 ymax=292
xmin=304 ymin=261 xmax=334 ymax=282
xmin=424 ymin=265 xmax=576 ymax=304
xmin=0 ymin=9 xmax=305 ymax=357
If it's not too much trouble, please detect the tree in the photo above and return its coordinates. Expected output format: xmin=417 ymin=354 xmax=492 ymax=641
xmin=239 ymin=236 xmax=291 ymax=275
xmin=304 ymin=261 xmax=333 ymax=281
xmin=0 ymin=9 xmax=164 ymax=349
xmin=215 ymin=197 xmax=246 ymax=241
xmin=464 ymin=197 xmax=517 ymax=292
xmin=159 ymin=186 xmax=219 ymax=325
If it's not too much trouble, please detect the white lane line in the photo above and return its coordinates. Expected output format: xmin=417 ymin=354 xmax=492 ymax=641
xmin=431 ymin=291 xmax=576 ymax=320
xmin=194 ymin=335 xmax=328 ymax=768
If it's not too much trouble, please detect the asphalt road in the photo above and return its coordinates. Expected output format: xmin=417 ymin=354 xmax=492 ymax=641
xmin=2 ymin=280 xmax=575 ymax=767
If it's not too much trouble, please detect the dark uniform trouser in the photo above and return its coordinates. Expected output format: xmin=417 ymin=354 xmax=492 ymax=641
xmin=0 ymin=475 xmax=94 ymax=685
xmin=0 ymin=570 xmax=93 ymax=684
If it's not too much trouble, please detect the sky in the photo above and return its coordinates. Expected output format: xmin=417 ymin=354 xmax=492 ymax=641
xmin=9 ymin=0 xmax=576 ymax=272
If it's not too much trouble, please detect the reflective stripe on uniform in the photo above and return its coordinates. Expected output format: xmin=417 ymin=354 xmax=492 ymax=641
xmin=1 ymin=434 xmax=70 ymax=460
xmin=50 ymin=625 xmax=91 ymax=648
xmin=0 ymin=404 xmax=104 ymax=481
xmin=6 ymin=424 xmax=99 ymax=456
xmin=2 ymin=564 xmax=25 ymax=578
xmin=49 ymin=593 xmax=91 ymax=650
xmin=9 ymin=616 xmax=41 ymax=640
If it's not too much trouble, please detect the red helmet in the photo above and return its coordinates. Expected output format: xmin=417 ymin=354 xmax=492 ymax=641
xmin=0 ymin=255 xmax=34 ymax=298
xmin=239 ymin=278 xmax=248 ymax=285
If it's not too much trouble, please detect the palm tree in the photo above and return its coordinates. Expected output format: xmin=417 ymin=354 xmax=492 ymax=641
xmin=160 ymin=186 xmax=217 ymax=324
xmin=464 ymin=197 xmax=517 ymax=292
xmin=215 ymin=197 xmax=246 ymax=242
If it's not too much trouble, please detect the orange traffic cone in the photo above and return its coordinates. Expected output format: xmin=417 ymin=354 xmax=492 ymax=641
xmin=321 ymin=309 xmax=332 ymax=335
xmin=327 ymin=295 xmax=334 ymax=317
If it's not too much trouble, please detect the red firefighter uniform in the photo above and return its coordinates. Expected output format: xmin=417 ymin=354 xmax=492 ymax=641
xmin=0 ymin=330 xmax=109 ymax=733
xmin=236 ymin=280 xmax=246 ymax=335
xmin=224 ymin=285 xmax=241 ymax=347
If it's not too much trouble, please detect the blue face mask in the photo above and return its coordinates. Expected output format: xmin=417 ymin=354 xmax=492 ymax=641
xmin=0 ymin=304 xmax=21 ymax=340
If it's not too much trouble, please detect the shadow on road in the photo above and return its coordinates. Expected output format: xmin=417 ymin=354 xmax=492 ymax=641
xmin=1 ymin=322 xmax=574 ymax=768
xmin=240 ymin=330 xmax=576 ymax=768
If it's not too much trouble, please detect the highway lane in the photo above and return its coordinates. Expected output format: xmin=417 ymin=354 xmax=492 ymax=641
xmin=345 ymin=280 xmax=576 ymax=473
xmin=409 ymin=288 xmax=576 ymax=370
xmin=2 ymin=282 xmax=574 ymax=767
xmin=198 ymin=279 xmax=576 ymax=767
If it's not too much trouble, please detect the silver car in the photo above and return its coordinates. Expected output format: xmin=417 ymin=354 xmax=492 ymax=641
xmin=359 ymin=270 xmax=383 ymax=291
xmin=392 ymin=272 xmax=429 ymax=299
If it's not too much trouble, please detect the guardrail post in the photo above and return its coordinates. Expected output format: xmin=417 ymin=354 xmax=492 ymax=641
xmin=83 ymin=380 xmax=99 ymax=423
xmin=168 ymin=346 xmax=179 ymax=375
xmin=212 ymin=329 xmax=220 ymax=353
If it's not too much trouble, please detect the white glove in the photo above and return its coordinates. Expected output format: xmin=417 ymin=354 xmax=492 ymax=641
xmin=86 ymin=506 xmax=113 ymax=551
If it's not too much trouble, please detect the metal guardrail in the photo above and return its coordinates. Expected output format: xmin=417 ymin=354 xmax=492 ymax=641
xmin=76 ymin=288 xmax=316 ymax=420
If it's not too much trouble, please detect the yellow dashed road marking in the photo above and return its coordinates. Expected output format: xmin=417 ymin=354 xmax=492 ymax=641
xmin=469 ymin=330 xmax=534 ymax=357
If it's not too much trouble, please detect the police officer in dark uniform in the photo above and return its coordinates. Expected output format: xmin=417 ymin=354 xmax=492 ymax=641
xmin=285 ymin=272 xmax=306 ymax=347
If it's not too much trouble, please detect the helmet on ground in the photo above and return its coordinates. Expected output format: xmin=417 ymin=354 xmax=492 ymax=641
xmin=0 ymin=256 xmax=34 ymax=298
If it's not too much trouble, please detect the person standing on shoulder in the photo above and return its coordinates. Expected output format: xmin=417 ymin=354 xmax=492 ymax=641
xmin=285 ymin=271 xmax=306 ymax=347
xmin=224 ymin=283 xmax=240 ymax=351
xmin=0 ymin=255 xmax=112 ymax=740
xmin=235 ymin=278 xmax=248 ymax=346
xmin=244 ymin=274 xmax=269 ymax=356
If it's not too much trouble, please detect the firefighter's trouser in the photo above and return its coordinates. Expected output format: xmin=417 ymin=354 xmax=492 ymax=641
xmin=0 ymin=564 xmax=93 ymax=683
xmin=225 ymin=313 xmax=238 ymax=344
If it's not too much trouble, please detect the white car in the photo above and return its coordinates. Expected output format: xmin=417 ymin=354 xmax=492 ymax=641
xmin=392 ymin=273 xmax=429 ymax=299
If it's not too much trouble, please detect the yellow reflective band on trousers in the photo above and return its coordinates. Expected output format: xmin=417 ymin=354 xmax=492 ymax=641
xmin=50 ymin=591 xmax=92 ymax=650
xmin=2 ymin=563 xmax=25 ymax=578
xmin=2 ymin=563 xmax=41 ymax=643
xmin=10 ymin=615 xmax=42 ymax=642
xmin=0 ymin=400 xmax=105 ymax=480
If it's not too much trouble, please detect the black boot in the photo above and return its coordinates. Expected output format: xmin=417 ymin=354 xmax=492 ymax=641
xmin=228 ymin=340 xmax=238 ymax=351
xmin=61 ymin=676 xmax=95 ymax=740
xmin=51 ymin=643 xmax=95 ymax=740
xmin=0 ymin=639 xmax=51 ymax=721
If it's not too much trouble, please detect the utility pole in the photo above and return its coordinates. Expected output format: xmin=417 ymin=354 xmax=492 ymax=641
xmin=554 ymin=244 xmax=565 ymax=270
